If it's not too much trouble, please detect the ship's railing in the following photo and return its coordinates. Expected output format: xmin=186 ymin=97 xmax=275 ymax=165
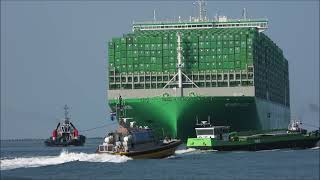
xmin=98 ymin=144 xmax=113 ymax=152
xmin=133 ymin=18 xmax=268 ymax=25
xmin=133 ymin=18 xmax=268 ymax=32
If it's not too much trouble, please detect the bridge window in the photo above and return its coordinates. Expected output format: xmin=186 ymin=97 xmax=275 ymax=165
xmin=193 ymin=75 xmax=198 ymax=80
xmin=196 ymin=129 xmax=214 ymax=135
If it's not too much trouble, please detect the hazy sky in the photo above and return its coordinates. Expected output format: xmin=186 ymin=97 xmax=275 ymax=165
xmin=1 ymin=1 xmax=319 ymax=139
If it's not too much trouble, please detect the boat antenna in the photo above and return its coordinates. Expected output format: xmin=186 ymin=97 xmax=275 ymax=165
xmin=196 ymin=116 xmax=199 ymax=125
xmin=117 ymin=95 xmax=124 ymax=120
xmin=64 ymin=104 xmax=69 ymax=120
xmin=208 ymin=115 xmax=211 ymax=125
xmin=242 ymin=8 xmax=247 ymax=19
xmin=153 ymin=9 xmax=156 ymax=22
xmin=123 ymin=98 xmax=127 ymax=117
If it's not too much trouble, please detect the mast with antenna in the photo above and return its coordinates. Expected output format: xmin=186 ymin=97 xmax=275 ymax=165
xmin=177 ymin=32 xmax=182 ymax=90
xmin=242 ymin=8 xmax=247 ymax=19
xmin=64 ymin=104 xmax=69 ymax=120
xmin=194 ymin=0 xmax=207 ymax=21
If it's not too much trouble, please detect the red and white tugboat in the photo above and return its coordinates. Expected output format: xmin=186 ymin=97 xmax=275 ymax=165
xmin=45 ymin=105 xmax=86 ymax=146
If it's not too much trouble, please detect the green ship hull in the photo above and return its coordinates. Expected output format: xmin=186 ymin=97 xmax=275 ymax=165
xmin=107 ymin=2 xmax=291 ymax=143
xmin=109 ymin=96 xmax=290 ymax=141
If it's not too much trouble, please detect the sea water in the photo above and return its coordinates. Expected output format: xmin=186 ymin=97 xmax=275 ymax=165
xmin=1 ymin=139 xmax=319 ymax=180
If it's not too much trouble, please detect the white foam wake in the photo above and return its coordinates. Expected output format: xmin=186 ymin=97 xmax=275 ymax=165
xmin=256 ymin=149 xmax=281 ymax=153
xmin=0 ymin=149 xmax=131 ymax=171
xmin=174 ymin=148 xmax=198 ymax=155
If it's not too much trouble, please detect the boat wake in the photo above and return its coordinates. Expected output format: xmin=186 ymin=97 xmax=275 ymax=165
xmin=256 ymin=149 xmax=281 ymax=153
xmin=174 ymin=148 xmax=198 ymax=155
xmin=168 ymin=147 xmax=218 ymax=159
xmin=165 ymin=148 xmax=200 ymax=159
xmin=0 ymin=149 xmax=131 ymax=171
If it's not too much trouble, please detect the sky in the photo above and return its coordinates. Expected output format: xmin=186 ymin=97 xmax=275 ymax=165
xmin=1 ymin=1 xmax=319 ymax=139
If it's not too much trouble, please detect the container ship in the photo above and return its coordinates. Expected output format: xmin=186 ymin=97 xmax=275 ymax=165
xmin=107 ymin=1 xmax=290 ymax=140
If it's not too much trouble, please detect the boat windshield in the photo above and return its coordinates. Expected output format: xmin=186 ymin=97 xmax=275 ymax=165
xmin=196 ymin=129 xmax=214 ymax=135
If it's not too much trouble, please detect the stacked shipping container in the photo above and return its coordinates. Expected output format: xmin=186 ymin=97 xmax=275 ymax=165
xmin=109 ymin=28 xmax=259 ymax=74
xmin=108 ymin=27 xmax=289 ymax=107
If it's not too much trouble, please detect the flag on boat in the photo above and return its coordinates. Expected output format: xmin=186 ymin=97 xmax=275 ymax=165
xmin=110 ymin=112 xmax=116 ymax=121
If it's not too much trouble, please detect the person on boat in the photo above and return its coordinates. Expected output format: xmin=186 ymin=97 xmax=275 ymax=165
xmin=123 ymin=135 xmax=132 ymax=152
xmin=163 ymin=136 xmax=171 ymax=144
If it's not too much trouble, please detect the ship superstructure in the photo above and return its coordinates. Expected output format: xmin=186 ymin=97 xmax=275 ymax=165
xmin=107 ymin=1 xmax=290 ymax=140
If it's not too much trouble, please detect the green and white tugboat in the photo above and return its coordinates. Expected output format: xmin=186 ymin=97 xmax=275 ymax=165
xmin=187 ymin=118 xmax=320 ymax=151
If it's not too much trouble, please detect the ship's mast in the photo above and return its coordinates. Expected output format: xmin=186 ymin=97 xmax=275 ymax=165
xmin=194 ymin=0 xmax=207 ymax=21
xmin=177 ymin=32 xmax=183 ymax=89
xmin=163 ymin=33 xmax=199 ymax=94
xmin=242 ymin=8 xmax=247 ymax=19
xmin=64 ymin=104 xmax=69 ymax=120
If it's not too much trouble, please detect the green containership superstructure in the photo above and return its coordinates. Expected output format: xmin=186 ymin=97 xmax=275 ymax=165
xmin=107 ymin=1 xmax=290 ymax=140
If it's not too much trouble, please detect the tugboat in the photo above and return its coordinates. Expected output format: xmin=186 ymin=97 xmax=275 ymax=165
xmin=45 ymin=105 xmax=86 ymax=146
xmin=96 ymin=96 xmax=182 ymax=159
xmin=187 ymin=117 xmax=320 ymax=151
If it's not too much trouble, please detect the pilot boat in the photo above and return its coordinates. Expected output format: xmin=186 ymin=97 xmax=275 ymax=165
xmin=96 ymin=118 xmax=181 ymax=159
xmin=44 ymin=105 xmax=86 ymax=146
xmin=96 ymin=97 xmax=181 ymax=159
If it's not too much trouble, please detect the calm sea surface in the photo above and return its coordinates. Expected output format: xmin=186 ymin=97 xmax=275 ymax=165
xmin=1 ymin=138 xmax=319 ymax=180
